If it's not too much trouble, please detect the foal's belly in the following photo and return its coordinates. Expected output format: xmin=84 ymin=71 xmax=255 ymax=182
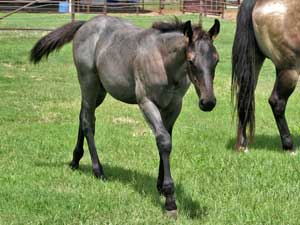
xmin=253 ymin=0 xmax=300 ymax=69
xmin=99 ymin=71 xmax=137 ymax=104
xmin=95 ymin=36 xmax=141 ymax=104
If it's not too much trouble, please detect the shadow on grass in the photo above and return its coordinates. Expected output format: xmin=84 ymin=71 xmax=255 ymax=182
xmin=80 ymin=163 xmax=207 ymax=220
xmin=226 ymin=134 xmax=299 ymax=151
xmin=35 ymin=161 xmax=207 ymax=220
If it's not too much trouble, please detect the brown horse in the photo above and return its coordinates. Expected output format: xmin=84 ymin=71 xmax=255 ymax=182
xmin=30 ymin=16 xmax=220 ymax=214
xmin=232 ymin=0 xmax=300 ymax=153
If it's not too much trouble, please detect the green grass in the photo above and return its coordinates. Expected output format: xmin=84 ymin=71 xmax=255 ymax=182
xmin=1 ymin=13 xmax=300 ymax=225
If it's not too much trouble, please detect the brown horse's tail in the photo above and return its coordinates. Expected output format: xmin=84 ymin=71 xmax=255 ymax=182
xmin=30 ymin=21 xmax=85 ymax=64
xmin=231 ymin=0 xmax=259 ymax=140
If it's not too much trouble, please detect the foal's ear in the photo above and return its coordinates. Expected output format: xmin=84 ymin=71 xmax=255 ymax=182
xmin=183 ymin=20 xmax=193 ymax=43
xmin=208 ymin=19 xmax=220 ymax=40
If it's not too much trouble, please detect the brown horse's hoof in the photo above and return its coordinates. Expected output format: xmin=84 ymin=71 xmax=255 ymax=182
xmin=243 ymin=147 xmax=249 ymax=153
xmin=236 ymin=146 xmax=249 ymax=153
xmin=289 ymin=151 xmax=297 ymax=156
xmin=165 ymin=209 xmax=178 ymax=219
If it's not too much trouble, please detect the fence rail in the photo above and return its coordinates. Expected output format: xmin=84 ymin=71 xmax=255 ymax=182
xmin=0 ymin=0 xmax=240 ymax=13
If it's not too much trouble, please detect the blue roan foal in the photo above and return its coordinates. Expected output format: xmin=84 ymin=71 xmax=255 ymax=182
xmin=31 ymin=16 xmax=220 ymax=213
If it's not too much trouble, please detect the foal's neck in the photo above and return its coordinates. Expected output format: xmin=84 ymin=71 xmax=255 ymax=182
xmin=158 ymin=32 xmax=188 ymax=83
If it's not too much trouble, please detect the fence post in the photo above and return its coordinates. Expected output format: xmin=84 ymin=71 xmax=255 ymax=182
xmin=104 ymin=0 xmax=107 ymax=15
xmin=71 ymin=0 xmax=75 ymax=22
xmin=179 ymin=0 xmax=182 ymax=12
xmin=69 ymin=0 xmax=72 ymax=13
xmin=136 ymin=1 xmax=140 ymax=15
xmin=222 ymin=0 xmax=225 ymax=18
xmin=159 ymin=0 xmax=163 ymax=14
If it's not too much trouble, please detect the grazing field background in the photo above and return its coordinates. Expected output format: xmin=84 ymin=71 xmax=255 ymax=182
xmin=1 ymin=13 xmax=300 ymax=225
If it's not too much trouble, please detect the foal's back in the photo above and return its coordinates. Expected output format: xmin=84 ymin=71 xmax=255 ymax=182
xmin=73 ymin=15 xmax=142 ymax=70
xmin=253 ymin=0 xmax=300 ymax=69
xmin=73 ymin=16 xmax=160 ymax=104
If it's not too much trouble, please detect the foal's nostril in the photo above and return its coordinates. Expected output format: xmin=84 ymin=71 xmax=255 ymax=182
xmin=200 ymin=99 xmax=205 ymax=107
xmin=199 ymin=98 xmax=216 ymax=112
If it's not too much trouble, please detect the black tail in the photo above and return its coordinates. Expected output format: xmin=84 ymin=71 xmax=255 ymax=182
xmin=30 ymin=21 xmax=85 ymax=64
xmin=232 ymin=0 xmax=259 ymax=140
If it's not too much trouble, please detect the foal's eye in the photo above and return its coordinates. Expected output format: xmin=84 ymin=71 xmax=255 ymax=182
xmin=188 ymin=61 xmax=197 ymax=70
xmin=188 ymin=60 xmax=194 ymax=66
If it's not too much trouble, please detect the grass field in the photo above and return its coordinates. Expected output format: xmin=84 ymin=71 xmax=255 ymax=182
xmin=1 ymin=12 xmax=300 ymax=225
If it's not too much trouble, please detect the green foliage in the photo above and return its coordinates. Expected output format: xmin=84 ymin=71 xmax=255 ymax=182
xmin=0 ymin=13 xmax=300 ymax=225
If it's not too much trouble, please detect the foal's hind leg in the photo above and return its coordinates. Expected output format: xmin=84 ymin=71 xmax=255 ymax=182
xmin=70 ymin=70 xmax=107 ymax=179
xmin=70 ymin=90 xmax=107 ymax=170
xmin=269 ymin=69 xmax=298 ymax=152
xmin=69 ymin=108 xmax=85 ymax=170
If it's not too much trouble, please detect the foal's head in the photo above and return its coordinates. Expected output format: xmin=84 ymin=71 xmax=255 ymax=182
xmin=184 ymin=20 xmax=220 ymax=111
xmin=153 ymin=18 xmax=220 ymax=111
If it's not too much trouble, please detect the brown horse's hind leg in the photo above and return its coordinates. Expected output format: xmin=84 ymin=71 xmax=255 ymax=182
xmin=70 ymin=70 xmax=107 ymax=179
xmin=236 ymin=120 xmax=248 ymax=152
xmin=269 ymin=69 xmax=298 ymax=152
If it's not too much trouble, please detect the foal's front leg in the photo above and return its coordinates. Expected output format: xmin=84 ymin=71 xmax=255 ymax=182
xmin=139 ymin=99 xmax=177 ymax=213
xmin=157 ymin=100 xmax=183 ymax=195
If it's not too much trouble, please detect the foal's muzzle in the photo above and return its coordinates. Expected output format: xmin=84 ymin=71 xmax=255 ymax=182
xmin=199 ymin=97 xmax=216 ymax=112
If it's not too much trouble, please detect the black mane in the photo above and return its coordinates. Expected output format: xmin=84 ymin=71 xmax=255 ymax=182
xmin=152 ymin=17 xmax=185 ymax=33
xmin=152 ymin=17 xmax=205 ymax=37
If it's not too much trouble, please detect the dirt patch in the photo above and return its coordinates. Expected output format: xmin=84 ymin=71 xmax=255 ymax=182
xmin=132 ymin=128 xmax=151 ymax=137
xmin=112 ymin=116 xmax=139 ymax=125
xmin=223 ymin=9 xmax=238 ymax=21
xmin=2 ymin=63 xmax=13 ymax=68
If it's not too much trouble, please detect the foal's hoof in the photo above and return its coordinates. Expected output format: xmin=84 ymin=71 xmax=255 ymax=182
xmin=69 ymin=161 xmax=79 ymax=170
xmin=93 ymin=171 xmax=107 ymax=181
xmin=157 ymin=185 xmax=163 ymax=195
xmin=165 ymin=209 xmax=178 ymax=219
xmin=165 ymin=198 xmax=177 ymax=211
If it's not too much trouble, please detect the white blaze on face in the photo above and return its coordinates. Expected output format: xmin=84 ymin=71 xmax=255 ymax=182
xmin=260 ymin=2 xmax=287 ymax=14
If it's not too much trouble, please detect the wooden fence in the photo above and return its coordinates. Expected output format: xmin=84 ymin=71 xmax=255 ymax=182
xmin=0 ymin=0 xmax=240 ymax=31
xmin=182 ymin=0 xmax=224 ymax=16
